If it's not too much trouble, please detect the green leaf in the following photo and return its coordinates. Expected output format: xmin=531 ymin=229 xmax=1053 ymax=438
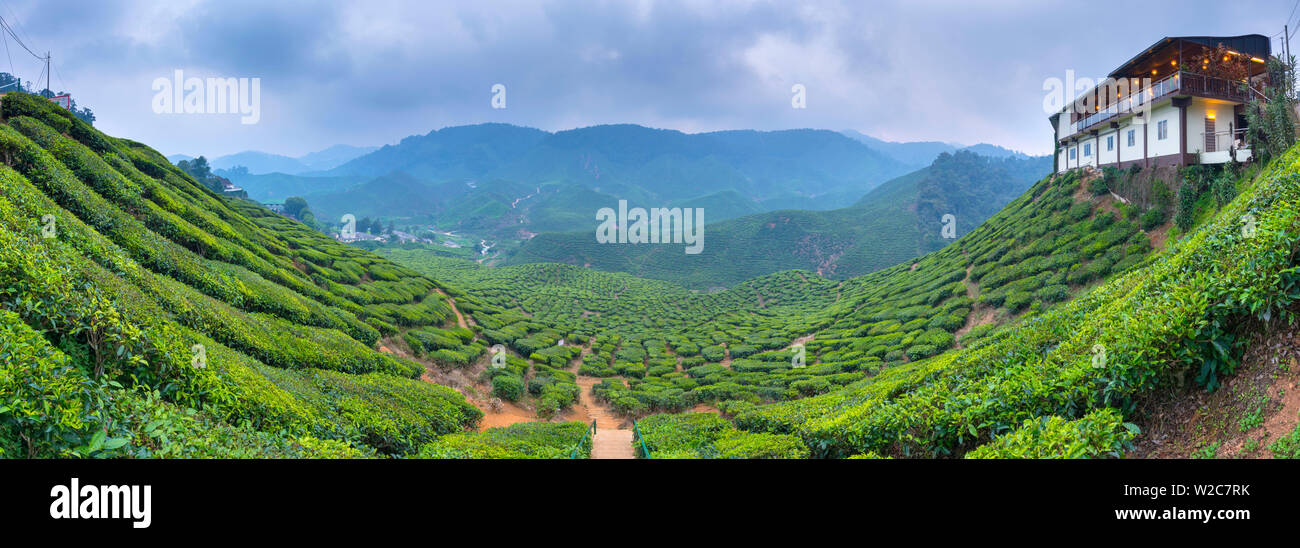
xmin=88 ymin=429 xmax=105 ymax=453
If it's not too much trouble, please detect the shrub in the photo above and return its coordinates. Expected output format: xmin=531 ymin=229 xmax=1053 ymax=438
xmin=712 ymin=432 xmax=810 ymax=459
xmin=417 ymin=421 xmax=591 ymax=459
xmin=492 ymin=375 xmax=524 ymax=401
xmin=965 ymin=409 xmax=1137 ymax=459
xmin=1139 ymin=207 xmax=1165 ymax=231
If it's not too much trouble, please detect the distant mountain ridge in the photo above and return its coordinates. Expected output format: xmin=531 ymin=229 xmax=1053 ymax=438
xmin=841 ymin=129 xmax=1029 ymax=169
xmin=505 ymin=150 xmax=1052 ymax=288
xmin=279 ymin=123 xmax=917 ymax=247
xmin=168 ymin=144 xmax=380 ymax=175
xmin=322 ymin=123 xmax=912 ymax=211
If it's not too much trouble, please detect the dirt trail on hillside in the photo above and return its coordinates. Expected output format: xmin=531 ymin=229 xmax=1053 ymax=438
xmin=576 ymin=377 xmax=635 ymax=459
xmin=784 ymin=334 xmax=815 ymax=351
xmin=954 ymin=258 xmax=995 ymax=347
xmin=435 ymin=289 xmax=470 ymax=329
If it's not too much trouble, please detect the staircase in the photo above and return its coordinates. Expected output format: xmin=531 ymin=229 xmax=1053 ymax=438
xmin=576 ymin=377 xmax=635 ymax=459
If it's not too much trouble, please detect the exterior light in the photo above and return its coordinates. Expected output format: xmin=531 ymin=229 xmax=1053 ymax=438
xmin=1251 ymin=57 xmax=1265 ymax=63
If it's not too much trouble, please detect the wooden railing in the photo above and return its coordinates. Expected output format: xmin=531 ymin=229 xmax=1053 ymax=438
xmin=1070 ymin=71 xmax=1253 ymax=135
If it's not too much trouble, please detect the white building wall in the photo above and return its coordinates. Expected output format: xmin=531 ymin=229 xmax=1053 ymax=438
xmin=1080 ymin=136 xmax=1097 ymax=168
xmin=1097 ymin=128 xmax=1119 ymax=167
xmin=1146 ymin=102 xmax=1180 ymax=159
xmin=1118 ymin=122 xmax=1145 ymax=164
xmin=1057 ymin=114 xmax=1073 ymax=139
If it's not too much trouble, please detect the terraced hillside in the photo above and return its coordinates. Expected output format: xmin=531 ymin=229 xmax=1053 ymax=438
xmin=385 ymin=142 xmax=1300 ymax=458
xmin=4 ymin=83 xmax=1297 ymax=459
xmin=0 ymin=92 xmax=520 ymax=458
xmin=384 ymin=160 xmax=1172 ymax=423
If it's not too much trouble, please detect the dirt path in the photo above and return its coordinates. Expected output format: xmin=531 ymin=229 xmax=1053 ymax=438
xmin=953 ymin=260 xmax=995 ymax=347
xmin=784 ymin=334 xmax=815 ymax=351
xmin=576 ymin=377 xmax=635 ymax=459
xmin=435 ymin=288 xmax=470 ymax=329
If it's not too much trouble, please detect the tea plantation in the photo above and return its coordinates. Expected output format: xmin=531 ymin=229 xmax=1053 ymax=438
xmin=2 ymin=86 xmax=1297 ymax=459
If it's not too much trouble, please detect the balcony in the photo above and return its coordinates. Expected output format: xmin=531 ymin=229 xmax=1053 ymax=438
xmin=1200 ymin=129 xmax=1252 ymax=164
xmin=1067 ymin=71 xmax=1254 ymax=137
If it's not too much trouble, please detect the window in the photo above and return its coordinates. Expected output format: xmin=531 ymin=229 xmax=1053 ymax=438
xmin=1106 ymin=135 xmax=1114 ymax=151
xmin=1157 ymin=119 xmax=1168 ymax=140
xmin=1084 ymin=143 xmax=1091 ymax=157
xmin=1069 ymin=147 xmax=1076 ymax=160
xmin=1127 ymin=129 xmax=1135 ymax=147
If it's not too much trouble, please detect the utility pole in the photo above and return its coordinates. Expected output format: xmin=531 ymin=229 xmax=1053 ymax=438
xmin=44 ymin=51 xmax=49 ymax=94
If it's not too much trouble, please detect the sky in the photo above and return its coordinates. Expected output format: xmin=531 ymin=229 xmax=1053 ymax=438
xmin=2 ymin=0 xmax=1289 ymax=158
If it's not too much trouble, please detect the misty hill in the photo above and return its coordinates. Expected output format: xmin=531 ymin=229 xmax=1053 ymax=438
xmin=169 ymin=144 xmax=380 ymax=176
xmin=505 ymin=151 xmax=1051 ymax=288
xmin=841 ymin=130 xmax=1028 ymax=169
xmin=287 ymin=123 xmax=914 ymax=245
xmin=323 ymin=123 xmax=911 ymax=209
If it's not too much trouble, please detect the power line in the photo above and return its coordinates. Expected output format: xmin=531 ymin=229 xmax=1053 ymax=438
xmin=0 ymin=15 xmax=40 ymax=61
xmin=52 ymin=60 xmax=67 ymax=93
xmin=0 ymin=14 xmax=12 ymax=79
xmin=33 ymin=58 xmax=44 ymax=88
xmin=0 ymin=2 xmax=39 ymax=58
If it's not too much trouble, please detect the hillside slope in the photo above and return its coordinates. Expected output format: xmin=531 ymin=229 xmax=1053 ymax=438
xmin=316 ymin=123 xmax=911 ymax=212
xmin=0 ymin=92 xmax=501 ymax=458
xmin=384 ymin=143 xmax=1298 ymax=459
xmin=505 ymin=151 xmax=1050 ymax=288
xmin=735 ymin=153 xmax=1300 ymax=458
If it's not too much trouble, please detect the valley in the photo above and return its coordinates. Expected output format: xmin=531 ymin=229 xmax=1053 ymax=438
xmin=2 ymin=75 xmax=1298 ymax=461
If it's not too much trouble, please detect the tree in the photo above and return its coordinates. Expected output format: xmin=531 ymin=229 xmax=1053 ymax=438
xmin=178 ymin=156 xmax=213 ymax=180
xmin=284 ymin=196 xmax=309 ymax=218
xmin=1243 ymin=55 xmax=1298 ymax=164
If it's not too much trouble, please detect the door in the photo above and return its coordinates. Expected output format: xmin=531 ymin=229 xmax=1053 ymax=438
xmin=1205 ymin=116 xmax=1216 ymax=152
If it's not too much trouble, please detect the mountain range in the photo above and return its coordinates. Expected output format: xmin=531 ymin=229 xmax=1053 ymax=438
xmin=505 ymin=150 xmax=1051 ymax=288
xmin=840 ymin=129 xmax=1029 ymax=169
xmin=167 ymin=144 xmax=379 ymax=175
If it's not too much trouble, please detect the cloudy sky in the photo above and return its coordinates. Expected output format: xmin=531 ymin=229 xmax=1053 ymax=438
xmin=5 ymin=0 xmax=1288 ymax=157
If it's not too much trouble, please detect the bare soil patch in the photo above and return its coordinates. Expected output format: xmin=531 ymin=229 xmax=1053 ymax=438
xmin=1130 ymin=318 xmax=1300 ymax=459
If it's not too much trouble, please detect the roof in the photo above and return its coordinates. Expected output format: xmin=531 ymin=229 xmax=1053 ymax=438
xmin=1053 ymin=34 xmax=1273 ymax=118
xmin=1108 ymin=34 xmax=1272 ymax=78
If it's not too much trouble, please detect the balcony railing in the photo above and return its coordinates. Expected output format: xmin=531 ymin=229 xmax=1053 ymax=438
xmin=1067 ymin=71 xmax=1251 ymax=136
xmin=1201 ymin=129 xmax=1250 ymax=154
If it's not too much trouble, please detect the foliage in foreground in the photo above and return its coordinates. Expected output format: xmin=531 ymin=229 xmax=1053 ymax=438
xmin=416 ymin=421 xmax=592 ymax=459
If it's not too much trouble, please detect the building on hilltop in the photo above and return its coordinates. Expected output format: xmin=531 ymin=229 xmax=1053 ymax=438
xmin=1051 ymin=35 xmax=1272 ymax=173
